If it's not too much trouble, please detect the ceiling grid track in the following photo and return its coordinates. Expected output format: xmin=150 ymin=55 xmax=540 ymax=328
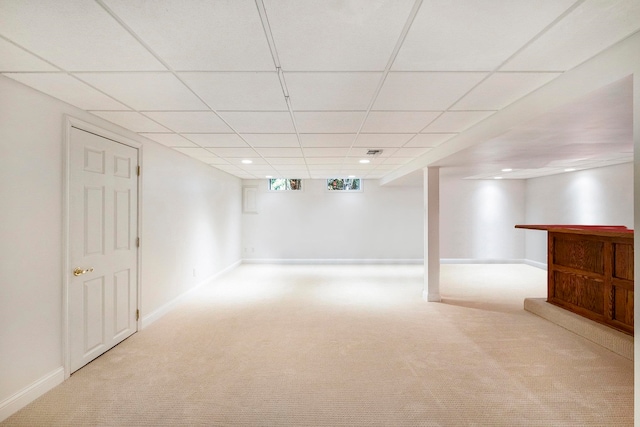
xmin=95 ymin=0 xmax=284 ymax=179
xmin=342 ymin=0 xmax=424 ymax=179
xmin=2 ymin=0 xmax=635 ymax=182
xmin=406 ymin=0 xmax=589 ymax=149
xmin=255 ymin=0 xmax=311 ymax=179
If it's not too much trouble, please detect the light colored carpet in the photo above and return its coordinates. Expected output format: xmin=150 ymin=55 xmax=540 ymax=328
xmin=2 ymin=264 xmax=634 ymax=426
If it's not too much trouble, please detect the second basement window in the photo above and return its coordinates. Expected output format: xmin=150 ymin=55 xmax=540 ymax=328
xmin=268 ymin=178 xmax=302 ymax=191
xmin=327 ymin=178 xmax=361 ymax=191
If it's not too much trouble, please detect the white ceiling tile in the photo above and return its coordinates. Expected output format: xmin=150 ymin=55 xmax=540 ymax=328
xmin=241 ymin=134 xmax=300 ymax=148
xmin=347 ymin=148 xmax=395 ymax=158
xmin=91 ymin=111 xmax=168 ymax=132
xmin=362 ymin=111 xmax=440 ymax=133
xmin=344 ymin=163 xmax=379 ymax=171
xmin=452 ymin=72 xmax=561 ymax=110
xmin=263 ymin=158 xmax=307 ymax=165
xmin=173 ymin=147 xmax=216 ymax=158
xmin=206 ymin=147 xmax=260 ymax=158
xmin=179 ymin=72 xmax=287 ymax=110
xmin=102 ymin=0 xmax=274 ymax=71
xmin=278 ymin=170 xmax=310 ymax=177
xmin=344 ymin=156 xmax=385 ymax=165
xmin=299 ymin=134 xmax=355 ymax=147
xmin=278 ymin=173 xmax=310 ymax=179
xmin=391 ymin=147 xmax=431 ymax=157
xmin=183 ymin=134 xmax=248 ymax=148
xmin=294 ymin=112 xmax=365 ymax=133
xmin=308 ymin=165 xmax=344 ymax=171
xmin=4 ymin=73 xmax=128 ymax=110
xmin=406 ymin=133 xmax=456 ymax=147
xmin=230 ymin=158 xmax=269 ymax=166
xmin=254 ymin=147 xmax=304 ymax=158
xmin=503 ymin=0 xmax=640 ymax=71
xmin=0 ymin=0 xmax=164 ymax=71
xmin=238 ymin=173 xmax=260 ymax=179
xmin=306 ymin=158 xmax=347 ymax=165
xmin=265 ymin=0 xmax=416 ymax=70
xmin=354 ymin=134 xmax=413 ymax=147
xmin=286 ymin=72 xmax=381 ymax=110
xmin=217 ymin=112 xmax=295 ymax=133
xmin=214 ymin=164 xmax=244 ymax=173
xmin=374 ymin=72 xmax=487 ymax=110
xmin=0 ymin=39 xmax=57 ymax=71
xmin=244 ymin=168 xmax=278 ymax=175
xmin=272 ymin=165 xmax=309 ymax=171
xmin=382 ymin=157 xmax=413 ymax=165
xmin=144 ymin=112 xmax=232 ymax=133
xmin=393 ymin=0 xmax=576 ymax=71
xmin=370 ymin=164 xmax=400 ymax=171
xmin=140 ymin=133 xmax=198 ymax=147
xmin=423 ymin=111 xmax=495 ymax=132
xmin=303 ymin=148 xmax=351 ymax=157
xmin=78 ymin=73 xmax=206 ymax=110
xmin=205 ymin=158 xmax=231 ymax=166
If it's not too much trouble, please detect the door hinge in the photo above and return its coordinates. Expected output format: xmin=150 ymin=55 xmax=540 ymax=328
xmin=137 ymin=165 xmax=141 ymax=176
xmin=136 ymin=309 xmax=140 ymax=321
xmin=136 ymin=237 xmax=140 ymax=247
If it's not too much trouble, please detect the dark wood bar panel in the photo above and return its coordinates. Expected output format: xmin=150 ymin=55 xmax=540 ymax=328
xmin=516 ymin=225 xmax=634 ymax=335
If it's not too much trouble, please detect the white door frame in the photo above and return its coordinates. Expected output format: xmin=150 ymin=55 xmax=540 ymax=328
xmin=62 ymin=115 xmax=143 ymax=379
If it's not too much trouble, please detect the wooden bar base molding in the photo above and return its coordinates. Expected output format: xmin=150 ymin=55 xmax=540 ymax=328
xmin=516 ymin=225 xmax=634 ymax=335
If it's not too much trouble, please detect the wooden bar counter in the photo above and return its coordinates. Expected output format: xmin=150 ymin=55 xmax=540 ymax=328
xmin=516 ymin=225 xmax=634 ymax=335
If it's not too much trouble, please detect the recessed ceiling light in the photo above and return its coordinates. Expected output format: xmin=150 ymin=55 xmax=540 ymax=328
xmin=348 ymin=175 xmax=356 ymax=178
xmin=564 ymin=168 xmax=576 ymax=172
xmin=241 ymin=159 xmax=252 ymax=164
xmin=359 ymin=159 xmax=370 ymax=164
xmin=494 ymin=176 xmax=503 ymax=180
xmin=266 ymin=175 xmax=273 ymax=178
xmin=501 ymin=168 xmax=512 ymax=172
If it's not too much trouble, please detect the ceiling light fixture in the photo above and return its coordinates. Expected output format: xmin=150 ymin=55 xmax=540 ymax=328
xmin=348 ymin=175 xmax=356 ymax=178
xmin=241 ymin=159 xmax=252 ymax=164
xmin=494 ymin=176 xmax=503 ymax=180
xmin=266 ymin=175 xmax=273 ymax=178
xmin=564 ymin=168 xmax=576 ymax=172
xmin=359 ymin=159 xmax=370 ymax=164
xmin=501 ymin=168 xmax=512 ymax=172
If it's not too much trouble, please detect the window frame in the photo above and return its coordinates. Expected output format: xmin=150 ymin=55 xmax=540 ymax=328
xmin=325 ymin=178 xmax=363 ymax=192
xmin=267 ymin=178 xmax=303 ymax=192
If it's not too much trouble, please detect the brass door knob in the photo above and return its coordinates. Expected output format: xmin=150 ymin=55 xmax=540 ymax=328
xmin=73 ymin=267 xmax=94 ymax=276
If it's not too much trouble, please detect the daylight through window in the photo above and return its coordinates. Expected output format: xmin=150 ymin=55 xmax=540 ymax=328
xmin=268 ymin=178 xmax=302 ymax=191
xmin=327 ymin=178 xmax=361 ymax=191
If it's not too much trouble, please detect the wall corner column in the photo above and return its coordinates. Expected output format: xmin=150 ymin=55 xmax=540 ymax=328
xmin=423 ymin=167 xmax=441 ymax=302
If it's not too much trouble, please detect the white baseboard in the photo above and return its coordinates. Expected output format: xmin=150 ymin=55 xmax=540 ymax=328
xmin=522 ymin=259 xmax=548 ymax=270
xmin=141 ymin=259 xmax=241 ymax=328
xmin=440 ymin=258 xmax=528 ymax=264
xmin=0 ymin=367 xmax=64 ymax=423
xmin=242 ymin=258 xmax=423 ymax=265
xmin=422 ymin=290 xmax=442 ymax=302
xmin=440 ymin=258 xmax=548 ymax=270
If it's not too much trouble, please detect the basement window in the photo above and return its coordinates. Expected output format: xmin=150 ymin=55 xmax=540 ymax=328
xmin=327 ymin=178 xmax=361 ymax=191
xmin=268 ymin=178 xmax=302 ymax=191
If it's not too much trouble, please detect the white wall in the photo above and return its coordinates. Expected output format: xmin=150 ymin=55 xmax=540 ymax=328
xmin=0 ymin=76 xmax=241 ymax=418
xmin=439 ymin=171 xmax=526 ymax=261
xmin=141 ymin=143 xmax=242 ymax=315
xmin=241 ymin=179 xmax=423 ymax=261
xmin=524 ymin=163 xmax=633 ymax=264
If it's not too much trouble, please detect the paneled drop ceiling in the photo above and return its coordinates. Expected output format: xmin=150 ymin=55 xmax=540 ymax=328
xmin=1 ymin=0 xmax=638 ymax=181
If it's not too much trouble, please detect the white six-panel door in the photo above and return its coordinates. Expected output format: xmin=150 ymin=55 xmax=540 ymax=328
xmin=69 ymin=127 xmax=138 ymax=373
